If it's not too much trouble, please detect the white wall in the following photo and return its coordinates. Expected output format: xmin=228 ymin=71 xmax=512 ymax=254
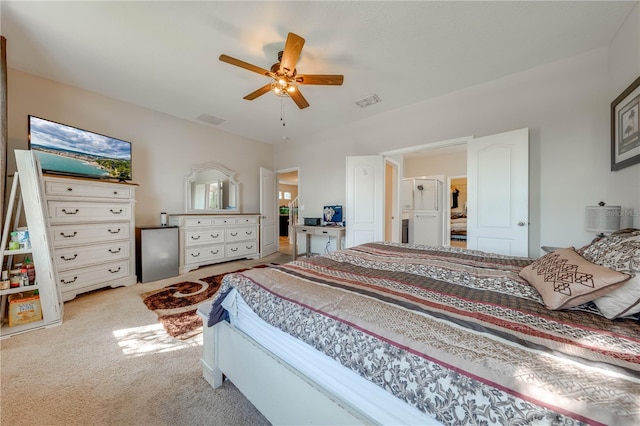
xmin=274 ymin=4 xmax=640 ymax=256
xmin=403 ymin=152 xmax=466 ymax=180
xmin=6 ymin=69 xmax=273 ymax=226
xmin=609 ymin=2 xmax=640 ymax=226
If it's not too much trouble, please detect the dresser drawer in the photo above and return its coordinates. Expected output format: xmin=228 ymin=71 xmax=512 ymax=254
xmin=235 ymin=216 xmax=259 ymax=225
xmin=51 ymin=222 xmax=131 ymax=247
xmin=48 ymin=201 xmax=132 ymax=223
xmin=226 ymin=226 xmax=257 ymax=242
xmin=55 ymin=241 xmax=130 ymax=271
xmin=183 ymin=217 xmax=213 ymax=227
xmin=185 ymin=228 xmax=225 ymax=246
xmin=185 ymin=244 xmax=225 ymax=265
xmin=213 ymin=217 xmax=237 ymax=226
xmin=213 ymin=216 xmax=259 ymax=226
xmin=226 ymin=241 xmax=258 ymax=258
xmin=57 ymin=259 xmax=130 ymax=290
xmin=295 ymin=226 xmax=319 ymax=235
xmin=45 ymin=178 xmax=132 ymax=200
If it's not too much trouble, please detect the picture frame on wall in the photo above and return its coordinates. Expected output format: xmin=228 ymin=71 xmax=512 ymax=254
xmin=611 ymin=76 xmax=640 ymax=171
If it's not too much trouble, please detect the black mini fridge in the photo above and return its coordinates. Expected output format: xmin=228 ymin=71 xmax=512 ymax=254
xmin=136 ymin=226 xmax=179 ymax=283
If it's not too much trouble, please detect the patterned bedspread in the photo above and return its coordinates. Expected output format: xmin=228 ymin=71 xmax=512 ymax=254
xmin=211 ymin=242 xmax=640 ymax=425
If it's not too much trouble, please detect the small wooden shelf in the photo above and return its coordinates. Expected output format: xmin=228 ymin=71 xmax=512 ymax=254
xmin=3 ymin=248 xmax=33 ymax=256
xmin=0 ymin=284 xmax=40 ymax=297
xmin=1 ymin=151 xmax=63 ymax=339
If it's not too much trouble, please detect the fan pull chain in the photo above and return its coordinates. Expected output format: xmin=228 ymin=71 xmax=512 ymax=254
xmin=281 ymin=98 xmax=286 ymax=126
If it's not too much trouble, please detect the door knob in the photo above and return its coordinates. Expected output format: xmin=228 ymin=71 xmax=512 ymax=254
xmin=517 ymin=221 xmax=526 ymax=227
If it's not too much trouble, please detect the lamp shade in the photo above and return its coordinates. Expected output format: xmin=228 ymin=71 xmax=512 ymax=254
xmin=585 ymin=206 xmax=621 ymax=233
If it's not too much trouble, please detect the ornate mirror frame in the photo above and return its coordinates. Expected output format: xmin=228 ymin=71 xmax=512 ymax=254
xmin=185 ymin=162 xmax=240 ymax=213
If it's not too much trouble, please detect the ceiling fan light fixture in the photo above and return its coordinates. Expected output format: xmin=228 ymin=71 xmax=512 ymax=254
xmin=271 ymin=78 xmax=297 ymax=97
xmin=219 ymin=32 xmax=342 ymax=109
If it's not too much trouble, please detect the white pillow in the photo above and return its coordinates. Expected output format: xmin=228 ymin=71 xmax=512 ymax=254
xmin=580 ymin=229 xmax=640 ymax=319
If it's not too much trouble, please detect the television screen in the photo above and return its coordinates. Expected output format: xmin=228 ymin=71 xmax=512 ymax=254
xmin=28 ymin=115 xmax=132 ymax=181
xmin=323 ymin=205 xmax=343 ymax=225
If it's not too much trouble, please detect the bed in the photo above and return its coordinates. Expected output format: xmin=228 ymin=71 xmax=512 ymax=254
xmin=197 ymin=229 xmax=640 ymax=425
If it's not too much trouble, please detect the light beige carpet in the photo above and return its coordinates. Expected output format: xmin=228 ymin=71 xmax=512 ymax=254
xmin=0 ymin=252 xmax=291 ymax=425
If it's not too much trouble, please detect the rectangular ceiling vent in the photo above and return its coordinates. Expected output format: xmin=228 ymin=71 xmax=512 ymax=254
xmin=355 ymin=94 xmax=382 ymax=108
xmin=196 ymin=113 xmax=226 ymax=126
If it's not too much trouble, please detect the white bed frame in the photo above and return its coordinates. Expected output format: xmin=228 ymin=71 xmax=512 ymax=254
xmin=197 ymin=303 xmax=374 ymax=425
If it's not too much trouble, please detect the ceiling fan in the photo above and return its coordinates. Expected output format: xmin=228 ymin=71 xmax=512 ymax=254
xmin=219 ymin=32 xmax=344 ymax=109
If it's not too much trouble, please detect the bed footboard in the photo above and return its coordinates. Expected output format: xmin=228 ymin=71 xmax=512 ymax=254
xmin=197 ymin=301 xmax=223 ymax=388
xmin=196 ymin=301 xmax=372 ymax=425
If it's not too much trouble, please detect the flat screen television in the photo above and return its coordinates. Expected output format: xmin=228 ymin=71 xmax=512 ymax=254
xmin=322 ymin=205 xmax=343 ymax=225
xmin=28 ymin=115 xmax=132 ymax=181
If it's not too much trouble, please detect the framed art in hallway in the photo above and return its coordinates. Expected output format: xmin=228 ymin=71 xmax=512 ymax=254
xmin=611 ymin=75 xmax=640 ymax=171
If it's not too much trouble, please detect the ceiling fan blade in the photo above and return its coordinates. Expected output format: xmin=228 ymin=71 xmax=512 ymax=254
xmin=219 ymin=54 xmax=273 ymax=77
xmin=295 ymin=74 xmax=344 ymax=86
xmin=290 ymin=88 xmax=310 ymax=109
xmin=243 ymin=84 xmax=272 ymax=100
xmin=279 ymin=33 xmax=305 ymax=75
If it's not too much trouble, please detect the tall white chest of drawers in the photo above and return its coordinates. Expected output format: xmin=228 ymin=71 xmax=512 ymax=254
xmin=169 ymin=214 xmax=260 ymax=274
xmin=44 ymin=176 xmax=137 ymax=301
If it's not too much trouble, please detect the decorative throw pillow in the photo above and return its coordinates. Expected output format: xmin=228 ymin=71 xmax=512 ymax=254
xmin=519 ymin=247 xmax=630 ymax=310
xmin=579 ymin=229 xmax=640 ymax=319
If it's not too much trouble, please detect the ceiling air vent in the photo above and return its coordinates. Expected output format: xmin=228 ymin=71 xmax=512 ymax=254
xmin=196 ymin=113 xmax=226 ymax=126
xmin=355 ymin=94 xmax=382 ymax=108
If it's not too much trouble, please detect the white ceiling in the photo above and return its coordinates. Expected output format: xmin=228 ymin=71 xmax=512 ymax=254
xmin=1 ymin=1 xmax=636 ymax=145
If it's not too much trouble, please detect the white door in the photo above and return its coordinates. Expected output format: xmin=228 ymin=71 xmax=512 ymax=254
xmin=467 ymin=128 xmax=529 ymax=256
xmin=260 ymin=167 xmax=278 ymax=257
xmin=346 ymin=156 xmax=384 ymax=247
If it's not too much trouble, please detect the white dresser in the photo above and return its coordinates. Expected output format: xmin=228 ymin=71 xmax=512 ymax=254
xmin=44 ymin=176 xmax=137 ymax=301
xmin=169 ymin=214 xmax=260 ymax=274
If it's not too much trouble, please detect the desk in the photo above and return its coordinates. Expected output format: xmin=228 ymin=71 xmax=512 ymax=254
xmin=292 ymin=225 xmax=346 ymax=260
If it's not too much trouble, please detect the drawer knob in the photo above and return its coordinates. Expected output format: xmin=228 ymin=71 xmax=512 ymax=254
xmin=211 ymin=249 xmax=219 ymax=255
xmin=110 ymin=209 xmax=123 ymax=214
xmin=108 ymin=267 xmax=121 ymax=274
xmin=245 ymin=231 xmax=253 ymax=235
xmin=230 ymin=247 xmax=238 ymax=252
xmin=108 ymin=248 xmax=122 ymax=254
xmin=66 ymin=187 xmax=73 ymax=192
xmin=60 ymin=254 xmax=78 ymax=261
xmin=190 ymin=252 xmax=201 ymax=258
xmin=211 ymin=234 xmax=220 ymax=238
xmin=108 ymin=228 xmax=121 ymax=234
xmin=246 ymin=245 xmax=253 ymax=250
xmin=61 ymin=276 xmax=78 ymax=285
xmin=60 ymin=231 xmax=78 ymax=238
xmin=113 ymin=191 xmax=118 ymax=195
xmin=191 ymin=235 xmax=201 ymax=240
xmin=231 ymin=232 xmax=238 ymax=237
xmin=62 ymin=208 xmax=79 ymax=215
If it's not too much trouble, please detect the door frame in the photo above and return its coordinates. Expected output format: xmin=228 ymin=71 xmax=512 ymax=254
xmin=275 ymin=166 xmax=300 ymax=248
xmin=381 ymin=136 xmax=472 ymax=243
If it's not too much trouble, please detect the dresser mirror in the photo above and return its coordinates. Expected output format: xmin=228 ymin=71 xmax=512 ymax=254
xmin=185 ymin=162 xmax=239 ymax=212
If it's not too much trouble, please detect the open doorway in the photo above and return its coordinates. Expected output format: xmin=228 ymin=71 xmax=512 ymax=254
xmin=277 ymin=169 xmax=299 ymax=256
xmin=384 ymin=159 xmax=399 ymax=242
xmin=448 ymin=175 xmax=468 ymax=248
xmin=400 ymin=143 xmax=468 ymax=247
